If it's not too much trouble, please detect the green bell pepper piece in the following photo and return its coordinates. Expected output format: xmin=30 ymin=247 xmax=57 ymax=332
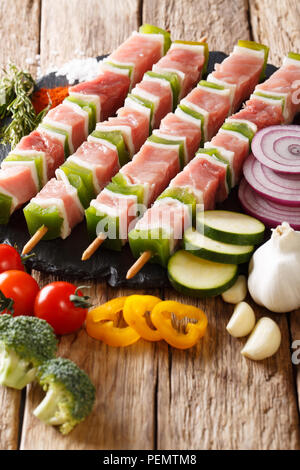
xmin=254 ymin=91 xmax=285 ymax=111
xmin=147 ymin=134 xmax=185 ymax=168
xmin=157 ymin=187 xmax=197 ymax=220
xmin=139 ymin=24 xmax=172 ymax=54
xmin=237 ymin=40 xmax=269 ymax=81
xmin=145 ymin=71 xmax=181 ymax=110
xmin=0 ymin=193 xmax=13 ymax=225
xmin=129 ymin=227 xmax=172 ymax=267
xmin=288 ymin=52 xmax=300 ymax=62
xmin=90 ymin=130 xmax=130 ymax=167
xmin=64 ymin=96 xmax=96 ymax=133
xmin=24 ymin=202 xmax=63 ymax=240
xmin=39 ymin=123 xmax=71 ymax=158
xmin=105 ymin=61 xmax=133 ymax=80
xmin=85 ymin=206 xmax=123 ymax=251
xmin=221 ymin=121 xmax=255 ymax=142
xmin=107 ymin=173 xmax=145 ymax=205
xmin=60 ymin=161 xmax=95 ymax=209
xmin=198 ymin=79 xmax=225 ymax=91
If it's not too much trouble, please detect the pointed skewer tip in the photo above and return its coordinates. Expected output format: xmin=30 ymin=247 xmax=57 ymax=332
xmin=22 ymin=225 xmax=48 ymax=255
xmin=81 ymin=233 xmax=107 ymax=261
xmin=126 ymin=251 xmax=153 ymax=280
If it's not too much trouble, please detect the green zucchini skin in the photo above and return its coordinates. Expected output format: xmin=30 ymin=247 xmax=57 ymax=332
xmin=167 ymin=250 xmax=238 ymax=298
xmin=184 ymin=245 xmax=253 ymax=264
xmin=168 ymin=266 xmax=238 ymax=298
xmin=199 ymin=223 xmax=264 ymax=246
xmin=196 ymin=211 xmax=265 ymax=246
xmin=183 ymin=230 xmax=254 ymax=264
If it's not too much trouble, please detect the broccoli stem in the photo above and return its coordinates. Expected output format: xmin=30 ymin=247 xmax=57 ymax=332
xmin=0 ymin=346 xmax=36 ymax=390
xmin=33 ymin=387 xmax=66 ymax=426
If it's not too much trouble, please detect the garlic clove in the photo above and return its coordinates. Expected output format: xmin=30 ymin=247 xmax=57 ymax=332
xmin=226 ymin=301 xmax=256 ymax=338
xmin=241 ymin=317 xmax=281 ymax=361
xmin=222 ymin=275 xmax=247 ymax=304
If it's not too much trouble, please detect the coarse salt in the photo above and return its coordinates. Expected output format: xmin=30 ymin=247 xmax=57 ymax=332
xmin=53 ymin=57 xmax=101 ymax=84
xmin=25 ymin=57 xmax=35 ymax=66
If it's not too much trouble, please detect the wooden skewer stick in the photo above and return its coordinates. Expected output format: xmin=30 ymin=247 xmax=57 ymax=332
xmin=22 ymin=225 xmax=49 ymax=255
xmin=126 ymin=251 xmax=152 ymax=280
xmin=81 ymin=233 xmax=107 ymax=261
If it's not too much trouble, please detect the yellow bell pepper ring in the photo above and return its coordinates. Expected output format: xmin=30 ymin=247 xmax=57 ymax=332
xmin=123 ymin=295 xmax=163 ymax=342
xmin=150 ymin=300 xmax=208 ymax=350
xmin=89 ymin=296 xmax=128 ymax=322
xmin=86 ymin=297 xmax=141 ymax=347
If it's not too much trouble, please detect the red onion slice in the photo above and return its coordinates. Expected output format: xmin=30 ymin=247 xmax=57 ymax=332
xmin=238 ymin=178 xmax=300 ymax=229
xmin=243 ymin=154 xmax=300 ymax=206
xmin=252 ymin=125 xmax=300 ymax=174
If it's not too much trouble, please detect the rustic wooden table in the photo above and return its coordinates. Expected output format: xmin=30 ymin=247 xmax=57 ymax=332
xmin=0 ymin=0 xmax=300 ymax=451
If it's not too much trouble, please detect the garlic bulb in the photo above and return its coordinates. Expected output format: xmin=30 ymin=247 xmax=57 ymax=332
xmin=248 ymin=222 xmax=300 ymax=313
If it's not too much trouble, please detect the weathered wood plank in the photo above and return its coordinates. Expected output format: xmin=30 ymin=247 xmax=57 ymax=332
xmin=19 ymin=0 xmax=161 ymax=448
xmin=143 ymin=0 xmax=300 ymax=449
xmin=0 ymin=0 xmax=41 ymax=75
xmin=22 ymin=338 xmax=157 ymax=450
xmin=290 ymin=310 xmax=300 ymax=412
xmin=0 ymin=0 xmax=41 ymax=451
xmin=250 ymin=0 xmax=300 ymax=415
xmin=40 ymin=0 xmax=142 ymax=73
xmin=0 ymin=388 xmax=22 ymax=450
xmin=2 ymin=0 xmax=300 ymax=451
xmin=249 ymin=0 xmax=300 ymax=66
xmin=17 ymin=0 xmax=157 ymax=449
xmin=21 ymin=273 xmax=159 ymax=449
xmin=143 ymin=0 xmax=250 ymax=53
xmin=156 ymin=290 xmax=300 ymax=450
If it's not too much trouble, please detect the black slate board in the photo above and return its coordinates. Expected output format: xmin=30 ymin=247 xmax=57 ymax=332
xmin=0 ymin=52 xmax=279 ymax=287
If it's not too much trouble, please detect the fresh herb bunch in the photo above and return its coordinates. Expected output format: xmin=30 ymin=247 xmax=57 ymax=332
xmin=0 ymin=64 xmax=49 ymax=149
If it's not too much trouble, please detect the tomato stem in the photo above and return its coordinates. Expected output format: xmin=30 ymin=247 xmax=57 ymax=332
xmin=0 ymin=290 xmax=14 ymax=315
xmin=13 ymin=242 xmax=35 ymax=265
xmin=69 ymin=286 xmax=93 ymax=309
xmin=21 ymin=252 xmax=36 ymax=263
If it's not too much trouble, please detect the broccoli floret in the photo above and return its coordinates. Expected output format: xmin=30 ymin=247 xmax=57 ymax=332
xmin=33 ymin=358 xmax=95 ymax=435
xmin=0 ymin=314 xmax=58 ymax=390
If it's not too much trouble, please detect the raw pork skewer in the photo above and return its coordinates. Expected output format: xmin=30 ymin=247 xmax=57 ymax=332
xmin=0 ymin=24 xmax=171 ymax=224
xmin=22 ymin=37 xmax=209 ymax=253
xmin=83 ymin=40 xmax=269 ymax=261
xmin=127 ymin=51 xmax=300 ymax=278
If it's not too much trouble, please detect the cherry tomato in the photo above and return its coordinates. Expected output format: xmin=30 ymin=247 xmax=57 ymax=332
xmin=34 ymin=282 xmax=91 ymax=335
xmin=0 ymin=244 xmax=25 ymax=273
xmin=0 ymin=270 xmax=40 ymax=316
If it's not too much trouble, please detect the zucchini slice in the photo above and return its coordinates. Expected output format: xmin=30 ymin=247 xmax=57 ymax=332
xmin=196 ymin=210 xmax=265 ymax=245
xmin=168 ymin=250 xmax=238 ymax=298
xmin=184 ymin=227 xmax=254 ymax=264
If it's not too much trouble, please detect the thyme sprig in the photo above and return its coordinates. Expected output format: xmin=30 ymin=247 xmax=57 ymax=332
xmin=0 ymin=64 xmax=50 ymax=149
